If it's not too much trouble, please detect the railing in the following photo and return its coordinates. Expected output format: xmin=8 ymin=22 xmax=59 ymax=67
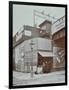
xmin=15 ymin=30 xmax=32 ymax=42
xmin=16 ymin=32 xmax=23 ymax=41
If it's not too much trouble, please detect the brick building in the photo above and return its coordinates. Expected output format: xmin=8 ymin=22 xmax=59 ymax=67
xmin=13 ymin=16 xmax=65 ymax=73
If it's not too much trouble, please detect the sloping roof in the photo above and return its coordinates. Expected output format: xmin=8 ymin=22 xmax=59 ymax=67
xmin=38 ymin=51 xmax=54 ymax=57
xmin=39 ymin=20 xmax=52 ymax=27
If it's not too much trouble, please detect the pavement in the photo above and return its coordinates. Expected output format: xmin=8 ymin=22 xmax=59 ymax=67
xmin=13 ymin=70 xmax=65 ymax=86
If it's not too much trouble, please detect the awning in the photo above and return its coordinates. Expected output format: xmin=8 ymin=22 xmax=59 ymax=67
xmin=38 ymin=51 xmax=54 ymax=57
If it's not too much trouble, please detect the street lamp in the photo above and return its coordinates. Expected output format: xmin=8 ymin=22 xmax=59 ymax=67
xmin=30 ymin=39 xmax=35 ymax=78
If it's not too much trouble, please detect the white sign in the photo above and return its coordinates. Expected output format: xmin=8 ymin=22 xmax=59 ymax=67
xmin=25 ymin=30 xmax=31 ymax=36
xmin=52 ymin=16 xmax=65 ymax=34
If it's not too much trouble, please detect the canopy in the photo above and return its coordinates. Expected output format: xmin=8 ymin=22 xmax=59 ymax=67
xmin=38 ymin=51 xmax=54 ymax=57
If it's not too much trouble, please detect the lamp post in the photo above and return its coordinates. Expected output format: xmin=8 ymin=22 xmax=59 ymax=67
xmin=22 ymin=28 xmax=25 ymax=72
xmin=21 ymin=51 xmax=25 ymax=72
xmin=30 ymin=39 xmax=35 ymax=78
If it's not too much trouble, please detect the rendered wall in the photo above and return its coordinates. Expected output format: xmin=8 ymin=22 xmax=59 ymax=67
xmin=15 ymin=37 xmax=52 ymax=72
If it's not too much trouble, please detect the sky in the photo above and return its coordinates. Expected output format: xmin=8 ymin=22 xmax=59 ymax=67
xmin=13 ymin=4 xmax=65 ymax=36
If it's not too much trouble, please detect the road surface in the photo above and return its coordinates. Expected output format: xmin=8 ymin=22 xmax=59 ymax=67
xmin=13 ymin=70 xmax=65 ymax=86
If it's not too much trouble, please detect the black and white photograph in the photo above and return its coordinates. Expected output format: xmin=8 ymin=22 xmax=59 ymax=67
xmin=9 ymin=1 xmax=67 ymax=89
